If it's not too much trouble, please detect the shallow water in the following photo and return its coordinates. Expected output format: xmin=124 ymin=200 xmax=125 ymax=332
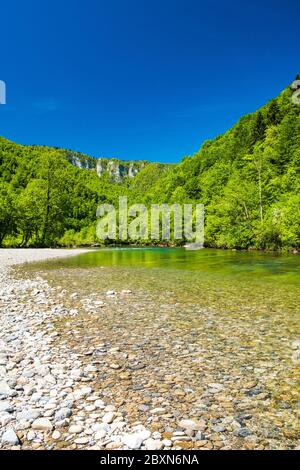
xmin=23 ymin=248 xmax=300 ymax=448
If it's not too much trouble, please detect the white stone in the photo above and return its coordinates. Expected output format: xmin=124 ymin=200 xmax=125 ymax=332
xmin=0 ymin=382 xmax=15 ymax=397
xmin=27 ymin=430 xmax=36 ymax=441
xmin=122 ymin=433 xmax=143 ymax=450
xmin=2 ymin=428 xmax=19 ymax=445
xmin=102 ymin=411 xmax=115 ymax=424
xmin=144 ymin=438 xmax=163 ymax=450
xmin=69 ymin=425 xmax=83 ymax=434
xmin=32 ymin=418 xmax=53 ymax=431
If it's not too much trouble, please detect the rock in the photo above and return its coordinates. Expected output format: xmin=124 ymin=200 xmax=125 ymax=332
xmin=69 ymin=425 xmax=83 ymax=434
xmin=122 ymin=433 xmax=143 ymax=450
xmin=2 ymin=428 xmax=19 ymax=445
xmin=18 ymin=409 xmax=41 ymax=421
xmin=144 ymin=438 xmax=163 ymax=450
xmin=32 ymin=418 xmax=53 ymax=431
xmin=106 ymin=290 xmax=115 ymax=296
xmin=0 ymin=412 xmax=13 ymax=426
xmin=212 ymin=425 xmax=226 ymax=433
xmin=55 ymin=407 xmax=72 ymax=421
xmin=138 ymin=404 xmax=150 ymax=412
xmin=0 ymin=401 xmax=15 ymax=413
xmin=102 ymin=412 xmax=116 ymax=424
xmin=95 ymin=429 xmax=107 ymax=440
xmin=52 ymin=430 xmax=61 ymax=440
xmin=73 ymin=387 xmax=92 ymax=400
xmin=291 ymin=340 xmax=300 ymax=350
xmin=74 ymin=437 xmax=90 ymax=445
xmin=0 ymin=382 xmax=15 ymax=397
xmin=162 ymin=438 xmax=172 ymax=447
xmin=178 ymin=419 xmax=206 ymax=431
xmin=234 ymin=427 xmax=251 ymax=438
xmin=139 ymin=429 xmax=151 ymax=441
xmin=27 ymin=430 xmax=36 ymax=441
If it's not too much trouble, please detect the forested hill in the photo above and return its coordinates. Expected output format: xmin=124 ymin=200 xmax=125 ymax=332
xmin=0 ymin=79 xmax=299 ymax=250
xmin=134 ymin=81 xmax=300 ymax=250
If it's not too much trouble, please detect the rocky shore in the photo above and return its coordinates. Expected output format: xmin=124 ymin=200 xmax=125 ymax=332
xmin=0 ymin=249 xmax=299 ymax=450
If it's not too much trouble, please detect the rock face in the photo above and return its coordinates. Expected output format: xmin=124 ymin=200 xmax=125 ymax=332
xmin=96 ymin=158 xmax=147 ymax=182
xmin=2 ymin=429 xmax=19 ymax=445
xmin=66 ymin=151 xmax=148 ymax=182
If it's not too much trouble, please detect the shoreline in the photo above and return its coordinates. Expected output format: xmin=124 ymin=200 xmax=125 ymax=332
xmin=1 ymin=245 xmax=299 ymax=255
xmin=0 ymin=249 xmax=166 ymax=450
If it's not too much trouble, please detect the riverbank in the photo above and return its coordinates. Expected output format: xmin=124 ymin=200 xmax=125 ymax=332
xmin=0 ymin=249 xmax=169 ymax=450
xmin=0 ymin=249 xmax=299 ymax=450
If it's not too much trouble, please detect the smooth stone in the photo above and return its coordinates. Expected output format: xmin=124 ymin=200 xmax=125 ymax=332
xmin=0 ymin=401 xmax=15 ymax=413
xmin=32 ymin=418 xmax=53 ymax=431
xmin=55 ymin=407 xmax=72 ymax=421
xmin=212 ymin=425 xmax=226 ymax=433
xmin=2 ymin=428 xmax=19 ymax=445
xmin=52 ymin=430 xmax=61 ymax=440
xmin=234 ymin=427 xmax=251 ymax=438
xmin=139 ymin=430 xmax=151 ymax=441
xmin=69 ymin=425 xmax=83 ymax=434
xmin=27 ymin=430 xmax=36 ymax=441
xmin=106 ymin=290 xmax=115 ymax=296
xmin=122 ymin=433 xmax=143 ymax=450
xmin=178 ymin=419 xmax=206 ymax=430
xmin=74 ymin=437 xmax=90 ymax=445
xmin=162 ymin=438 xmax=173 ymax=447
xmin=94 ymin=430 xmax=107 ymax=440
xmin=18 ymin=409 xmax=41 ymax=421
xmin=0 ymin=382 xmax=15 ymax=397
xmin=73 ymin=387 xmax=92 ymax=400
xmin=144 ymin=438 xmax=163 ymax=450
xmin=102 ymin=412 xmax=116 ymax=424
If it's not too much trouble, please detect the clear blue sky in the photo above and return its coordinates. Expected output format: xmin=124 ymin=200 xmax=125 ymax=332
xmin=0 ymin=0 xmax=299 ymax=162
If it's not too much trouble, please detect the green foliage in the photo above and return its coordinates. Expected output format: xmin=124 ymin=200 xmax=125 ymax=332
xmin=0 ymin=81 xmax=299 ymax=250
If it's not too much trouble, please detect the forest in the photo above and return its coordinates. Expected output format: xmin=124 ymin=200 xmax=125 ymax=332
xmin=0 ymin=82 xmax=299 ymax=250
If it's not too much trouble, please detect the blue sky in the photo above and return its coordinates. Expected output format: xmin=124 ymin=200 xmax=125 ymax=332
xmin=0 ymin=0 xmax=299 ymax=162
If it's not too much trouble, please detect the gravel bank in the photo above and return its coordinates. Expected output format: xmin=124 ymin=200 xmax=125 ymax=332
xmin=0 ymin=248 xmax=91 ymax=267
xmin=0 ymin=249 xmax=299 ymax=450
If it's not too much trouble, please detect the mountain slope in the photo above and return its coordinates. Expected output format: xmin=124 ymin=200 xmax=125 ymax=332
xmin=140 ymin=83 xmax=300 ymax=249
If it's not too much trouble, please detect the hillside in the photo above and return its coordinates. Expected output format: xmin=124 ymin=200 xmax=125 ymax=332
xmin=136 ymin=82 xmax=300 ymax=249
xmin=0 ymin=79 xmax=299 ymax=249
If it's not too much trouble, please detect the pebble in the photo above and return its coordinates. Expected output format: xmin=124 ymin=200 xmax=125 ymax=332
xmin=102 ymin=412 xmax=116 ymax=424
xmin=144 ymin=438 xmax=163 ymax=450
xmin=52 ymin=431 xmax=61 ymax=440
xmin=0 ymin=249 xmax=297 ymax=451
xmin=69 ymin=425 xmax=83 ymax=434
xmin=234 ymin=428 xmax=251 ymax=438
xmin=94 ymin=430 xmax=107 ymax=440
xmin=55 ymin=407 xmax=72 ymax=421
xmin=2 ymin=428 xmax=19 ymax=445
